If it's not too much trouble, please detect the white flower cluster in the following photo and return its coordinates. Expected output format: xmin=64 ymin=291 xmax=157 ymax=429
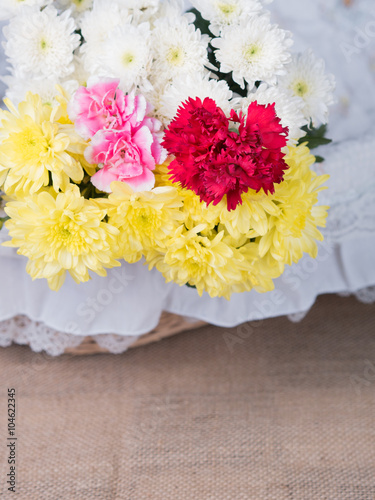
xmin=1 ymin=0 xmax=335 ymax=140
xmin=2 ymin=5 xmax=80 ymax=105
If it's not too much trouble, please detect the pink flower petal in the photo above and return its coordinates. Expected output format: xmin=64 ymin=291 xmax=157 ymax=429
xmin=84 ymin=130 xmax=112 ymax=165
xmin=91 ymin=167 xmax=119 ymax=193
xmin=123 ymin=167 xmax=155 ymax=192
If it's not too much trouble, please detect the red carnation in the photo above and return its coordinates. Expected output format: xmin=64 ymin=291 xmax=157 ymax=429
xmin=162 ymin=97 xmax=289 ymax=211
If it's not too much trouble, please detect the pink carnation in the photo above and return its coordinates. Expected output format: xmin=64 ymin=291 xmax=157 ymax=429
xmin=68 ymin=81 xmax=122 ymax=140
xmin=68 ymin=80 xmax=155 ymax=141
xmin=86 ymin=124 xmax=165 ymax=193
xmin=70 ymin=80 xmax=166 ymax=193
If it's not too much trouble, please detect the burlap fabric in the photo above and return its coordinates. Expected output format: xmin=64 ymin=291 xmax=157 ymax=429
xmin=0 ymin=294 xmax=374 ymax=499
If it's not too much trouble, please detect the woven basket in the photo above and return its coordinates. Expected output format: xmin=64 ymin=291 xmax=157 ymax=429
xmin=64 ymin=312 xmax=206 ymax=355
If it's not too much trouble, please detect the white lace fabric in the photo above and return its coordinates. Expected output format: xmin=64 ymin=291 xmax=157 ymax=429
xmin=0 ymin=316 xmax=85 ymax=356
xmin=0 ymin=316 xmax=142 ymax=356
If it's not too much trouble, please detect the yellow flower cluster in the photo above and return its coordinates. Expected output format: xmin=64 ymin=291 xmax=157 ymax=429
xmin=0 ymin=91 xmax=115 ymax=290
xmin=4 ymin=185 xmax=120 ymax=290
xmin=0 ymin=91 xmax=329 ymax=296
xmin=103 ymin=182 xmax=184 ymax=263
xmin=107 ymin=145 xmax=328 ymax=299
xmin=0 ymin=89 xmax=91 ymax=196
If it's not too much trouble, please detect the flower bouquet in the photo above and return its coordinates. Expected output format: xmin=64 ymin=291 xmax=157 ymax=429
xmin=0 ymin=0 xmax=335 ymax=300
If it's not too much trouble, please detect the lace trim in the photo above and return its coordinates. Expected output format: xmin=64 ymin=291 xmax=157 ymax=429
xmin=1 ymin=288 xmax=374 ymax=355
xmin=0 ymin=316 xmax=85 ymax=356
xmin=338 ymin=286 xmax=375 ymax=305
xmin=0 ymin=315 xmax=142 ymax=356
xmin=93 ymin=334 xmax=140 ymax=354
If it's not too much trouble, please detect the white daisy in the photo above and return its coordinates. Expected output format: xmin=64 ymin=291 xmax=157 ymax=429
xmin=190 ymin=0 xmax=262 ymax=36
xmin=240 ymin=83 xmax=308 ymax=143
xmin=2 ymin=74 xmax=78 ymax=106
xmin=278 ymin=50 xmax=336 ymax=125
xmin=3 ymin=6 xmax=80 ymax=80
xmin=211 ymin=14 xmax=293 ymax=90
xmin=158 ymin=71 xmax=233 ymax=124
xmin=94 ymin=23 xmax=152 ymax=93
xmin=0 ymin=0 xmax=52 ymax=21
xmin=151 ymin=15 xmax=210 ymax=88
xmin=80 ymin=1 xmax=132 ymax=75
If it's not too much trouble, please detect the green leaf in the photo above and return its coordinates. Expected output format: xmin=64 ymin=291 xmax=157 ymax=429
xmin=301 ymin=137 xmax=332 ymax=150
xmin=297 ymin=124 xmax=332 ymax=150
xmin=188 ymin=8 xmax=212 ymax=36
xmin=302 ymin=124 xmax=328 ymax=138
xmin=0 ymin=216 xmax=9 ymax=230
xmin=314 ymin=155 xmax=325 ymax=163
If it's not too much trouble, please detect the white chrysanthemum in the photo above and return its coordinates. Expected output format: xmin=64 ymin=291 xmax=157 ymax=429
xmin=80 ymin=1 xmax=132 ymax=75
xmin=151 ymin=15 xmax=210 ymax=87
xmin=278 ymin=50 xmax=335 ymax=125
xmin=2 ymin=75 xmax=78 ymax=106
xmin=110 ymin=0 xmax=160 ymax=22
xmin=212 ymin=14 xmax=293 ymax=89
xmin=80 ymin=0 xmax=130 ymax=45
xmin=190 ymin=0 xmax=262 ymax=36
xmin=0 ymin=0 xmax=52 ymax=21
xmin=94 ymin=23 xmax=152 ymax=93
xmin=156 ymin=0 xmax=185 ymax=17
xmin=3 ymin=6 xmax=80 ymax=80
xmin=158 ymin=72 xmax=233 ymax=124
xmin=54 ymin=0 xmax=93 ymax=19
xmin=241 ymin=83 xmax=308 ymax=142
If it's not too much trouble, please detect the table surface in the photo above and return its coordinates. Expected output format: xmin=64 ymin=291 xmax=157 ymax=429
xmin=1 ymin=293 xmax=374 ymax=498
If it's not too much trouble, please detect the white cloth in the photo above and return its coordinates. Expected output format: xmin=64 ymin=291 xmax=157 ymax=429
xmin=0 ymin=0 xmax=375 ymax=353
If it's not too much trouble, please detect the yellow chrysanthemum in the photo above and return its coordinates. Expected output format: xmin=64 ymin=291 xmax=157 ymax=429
xmin=0 ymin=91 xmax=86 ymax=196
xmin=3 ymin=184 xmax=120 ymax=290
xmin=219 ymin=188 xmax=280 ymax=239
xmin=216 ymin=243 xmax=277 ymax=297
xmin=180 ymin=187 xmax=223 ymax=230
xmin=258 ymin=144 xmax=329 ymax=265
xmin=147 ymin=224 xmax=244 ymax=298
xmin=240 ymin=244 xmax=284 ymax=291
xmin=104 ymin=181 xmax=184 ymax=263
xmin=69 ymin=152 xmax=97 ymax=178
xmin=154 ymin=160 xmax=174 ymax=187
